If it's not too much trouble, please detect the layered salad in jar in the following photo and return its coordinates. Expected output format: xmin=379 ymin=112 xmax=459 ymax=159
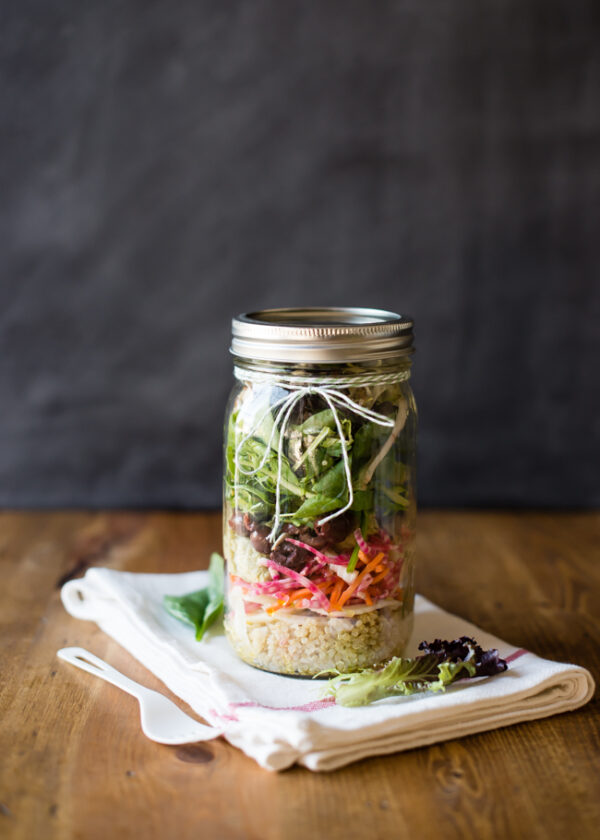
xmin=223 ymin=370 xmax=416 ymax=676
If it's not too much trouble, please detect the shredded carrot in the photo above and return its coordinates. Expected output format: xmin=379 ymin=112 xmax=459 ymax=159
xmin=329 ymin=578 xmax=345 ymax=611
xmin=357 ymin=552 xmax=383 ymax=572
xmin=364 ymin=591 xmax=373 ymax=606
xmin=337 ymin=553 xmax=384 ymax=608
xmin=369 ymin=568 xmax=389 ymax=586
xmin=266 ymin=597 xmax=289 ymax=614
xmin=270 ymin=583 xmax=336 ymax=611
xmin=289 ymin=588 xmax=313 ymax=602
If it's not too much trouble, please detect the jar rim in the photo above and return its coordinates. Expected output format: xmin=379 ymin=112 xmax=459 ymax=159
xmin=231 ymin=307 xmax=414 ymax=363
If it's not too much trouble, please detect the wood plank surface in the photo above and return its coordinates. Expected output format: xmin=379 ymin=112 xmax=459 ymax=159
xmin=0 ymin=510 xmax=598 ymax=840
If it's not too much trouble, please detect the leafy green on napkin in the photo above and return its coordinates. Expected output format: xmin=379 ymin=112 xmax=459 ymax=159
xmin=323 ymin=637 xmax=508 ymax=706
xmin=163 ymin=553 xmax=225 ymax=641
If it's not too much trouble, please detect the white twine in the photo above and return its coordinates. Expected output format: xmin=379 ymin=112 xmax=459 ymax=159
xmin=233 ymin=367 xmax=409 ymax=388
xmin=232 ymin=369 xmax=406 ymax=542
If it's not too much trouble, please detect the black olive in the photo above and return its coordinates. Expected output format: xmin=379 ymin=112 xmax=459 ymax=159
xmin=314 ymin=511 xmax=355 ymax=544
xmin=250 ymin=525 xmax=271 ymax=555
xmin=270 ymin=541 xmax=312 ymax=573
xmin=280 ymin=522 xmax=300 ymax=535
xmin=298 ymin=527 xmax=328 ymax=549
xmin=243 ymin=512 xmax=257 ymax=532
xmin=229 ymin=513 xmax=250 ymax=536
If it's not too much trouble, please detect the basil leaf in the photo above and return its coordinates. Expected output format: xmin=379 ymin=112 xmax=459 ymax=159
xmin=164 ymin=589 xmax=210 ymax=631
xmin=199 ymin=552 xmax=225 ymax=640
xmin=163 ymin=553 xmax=225 ymax=641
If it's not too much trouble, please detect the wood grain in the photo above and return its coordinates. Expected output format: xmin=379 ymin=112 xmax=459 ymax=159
xmin=0 ymin=511 xmax=598 ymax=840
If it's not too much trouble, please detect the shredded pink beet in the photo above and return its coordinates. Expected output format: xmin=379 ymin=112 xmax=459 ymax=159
xmin=238 ymin=578 xmax=296 ymax=596
xmin=282 ymin=538 xmax=327 ymax=563
xmin=353 ymin=529 xmax=374 ymax=556
xmin=327 ymin=554 xmax=353 ymax=566
xmin=353 ymin=529 xmax=395 ymax=558
xmin=283 ymin=537 xmax=351 ymax=567
xmin=356 ymin=574 xmax=373 ymax=593
xmin=265 ymin=560 xmax=330 ymax=610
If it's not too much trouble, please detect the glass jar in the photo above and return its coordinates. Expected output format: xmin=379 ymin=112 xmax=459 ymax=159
xmin=223 ymin=308 xmax=416 ymax=676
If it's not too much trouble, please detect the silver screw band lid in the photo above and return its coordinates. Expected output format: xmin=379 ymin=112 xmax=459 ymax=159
xmin=231 ymin=307 xmax=414 ymax=363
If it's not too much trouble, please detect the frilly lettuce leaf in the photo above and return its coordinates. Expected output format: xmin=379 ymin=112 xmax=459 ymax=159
xmin=323 ymin=637 xmax=507 ymax=706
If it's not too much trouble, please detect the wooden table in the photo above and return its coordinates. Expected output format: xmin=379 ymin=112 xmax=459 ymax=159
xmin=1 ymin=510 xmax=598 ymax=839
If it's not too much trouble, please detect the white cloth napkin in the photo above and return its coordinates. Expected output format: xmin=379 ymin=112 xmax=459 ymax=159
xmin=60 ymin=568 xmax=595 ymax=772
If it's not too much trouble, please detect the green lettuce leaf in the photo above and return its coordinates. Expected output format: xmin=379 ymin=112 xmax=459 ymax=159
xmin=324 ymin=655 xmax=475 ymax=706
xmin=322 ymin=636 xmax=508 ymax=706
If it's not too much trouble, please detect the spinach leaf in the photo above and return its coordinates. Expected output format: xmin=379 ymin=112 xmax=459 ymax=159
xmin=164 ymin=553 xmax=225 ymax=641
xmin=286 ymin=494 xmax=346 ymax=523
xmin=350 ymin=489 xmax=373 ymax=512
xmin=286 ymin=460 xmax=355 ymax=523
xmin=294 ymin=411 xmax=352 ymax=484
xmin=351 ymin=423 xmax=376 ymax=466
xmin=298 ymin=409 xmax=337 ymax=434
xmin=312 ymin=458 xmax=350 ymax=498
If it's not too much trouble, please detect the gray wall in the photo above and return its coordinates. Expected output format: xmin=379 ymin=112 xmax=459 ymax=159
xmin=1 ymin=1 xmax=599 ymax=509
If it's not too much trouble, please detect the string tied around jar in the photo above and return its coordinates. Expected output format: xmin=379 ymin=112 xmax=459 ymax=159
xmin=232 ymin=369 xmax=408 ymax=542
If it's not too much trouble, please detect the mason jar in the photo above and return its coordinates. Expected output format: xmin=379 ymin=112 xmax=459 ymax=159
xmin=223 ymin=308 xmax=416 ymax=676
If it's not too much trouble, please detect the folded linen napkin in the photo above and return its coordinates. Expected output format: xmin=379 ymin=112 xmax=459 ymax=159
xmin=60 ymin=568 xmax=595 ymax=772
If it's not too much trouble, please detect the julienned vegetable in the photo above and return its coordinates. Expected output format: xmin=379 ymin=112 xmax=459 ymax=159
xmin=163 ymin=553 xmax=224 ymax=641
xmin=323 ymin=637 xmax=509 ymax=706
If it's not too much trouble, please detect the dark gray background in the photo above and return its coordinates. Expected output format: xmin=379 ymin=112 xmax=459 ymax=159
xmin=1 ymin=0 xmax=599 ymax=509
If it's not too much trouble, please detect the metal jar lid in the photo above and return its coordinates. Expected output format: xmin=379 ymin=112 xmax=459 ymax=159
xmin=231 ymin=307 xmax=414 ymax=363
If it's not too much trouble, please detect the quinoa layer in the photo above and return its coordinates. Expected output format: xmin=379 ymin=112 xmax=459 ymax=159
xmin=224 ymin=605 xmax=412 ymax=676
